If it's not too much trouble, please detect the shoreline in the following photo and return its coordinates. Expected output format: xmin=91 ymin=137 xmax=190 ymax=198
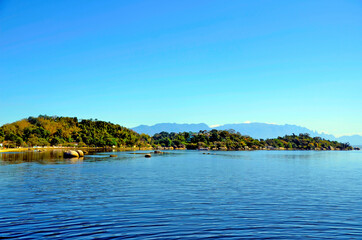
xmin=0 ymin=147 xmax=357 ymax=154
xmin=0 ymin=146 xmax=154 ymax=153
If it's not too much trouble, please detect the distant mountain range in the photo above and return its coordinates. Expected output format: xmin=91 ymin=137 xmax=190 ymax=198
xmin=133 ymin=123 xmax=210 ymax=136
xmin=132 ymin=123 xmax=362 ymax=146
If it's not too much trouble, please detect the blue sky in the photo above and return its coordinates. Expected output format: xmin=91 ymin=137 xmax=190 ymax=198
xmin=0 ymin=0 xmax=361 ymax=136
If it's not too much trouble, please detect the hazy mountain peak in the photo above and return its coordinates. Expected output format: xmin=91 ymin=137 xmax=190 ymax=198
xmin=132 ymin=123 xmax=210 ymax=136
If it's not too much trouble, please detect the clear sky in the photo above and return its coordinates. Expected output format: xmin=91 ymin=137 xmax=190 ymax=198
xmin=0 ymin=0 xmax=361 ymax=136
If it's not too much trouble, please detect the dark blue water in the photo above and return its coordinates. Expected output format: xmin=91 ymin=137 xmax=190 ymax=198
xmin=1 ymin=150 xmax=362 ymax=239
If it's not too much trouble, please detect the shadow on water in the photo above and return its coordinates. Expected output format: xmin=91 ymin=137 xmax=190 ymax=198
xmin=0 ymin=149 xmax=109 ymax=165
xmin=0 ymin=149 xmax=176 ymax=165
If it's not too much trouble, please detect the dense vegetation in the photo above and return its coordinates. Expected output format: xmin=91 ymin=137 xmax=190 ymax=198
xmin=0 ymin=116 xmax=151 ymax=148
xmin=0 ymin=116 xmax=352 ymax=150
xmin=153 ymin=130 xmax=352 ymax=150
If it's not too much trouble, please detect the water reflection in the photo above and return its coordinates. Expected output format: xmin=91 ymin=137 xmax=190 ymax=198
xmin=0 ymin=150 xmax=100 ymax=165
xmin=1 ymin=150 xmax=358 ymax=165
xmin=67 ymin=157 xmax=84 ymax=164
xmin=0 ymin=149 xmax=158 ymax=165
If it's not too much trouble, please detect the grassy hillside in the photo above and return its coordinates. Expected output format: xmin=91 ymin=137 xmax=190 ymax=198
xmin=0 ymin=115 xmax=151 ymax=148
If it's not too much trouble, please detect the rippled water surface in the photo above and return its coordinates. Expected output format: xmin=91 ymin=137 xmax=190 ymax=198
xmin=1 ymin=150 xmax=362 ymax=239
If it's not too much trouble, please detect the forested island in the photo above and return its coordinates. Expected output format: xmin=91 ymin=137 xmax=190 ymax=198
xmin=0 ymin=116 xmax=354 ymax=151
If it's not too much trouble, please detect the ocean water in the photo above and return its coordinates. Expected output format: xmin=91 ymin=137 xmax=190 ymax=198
xmin=0 ymin=150 xmax=362 ymax=239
